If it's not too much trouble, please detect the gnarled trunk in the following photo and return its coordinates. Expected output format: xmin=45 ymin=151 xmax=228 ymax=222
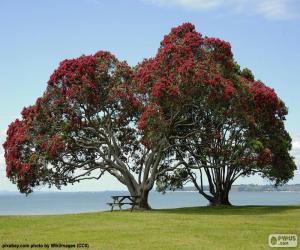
xmin=188 ymin=168 xmax=233 ymax=206
xmin=137 ymin=188 xmax=151 ymax=210
xmin=126 ymin=183 xmax=152 ymax=210
xmin=208 ymin=188 xmax=231 ymax=206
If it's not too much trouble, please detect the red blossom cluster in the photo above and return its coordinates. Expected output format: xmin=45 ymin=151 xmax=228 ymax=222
xmin=160 ymin=23 xmax=202 ymax=53
xmin=3 ymin=50 xmax=132 ymax=184
xmin=249 ymin=81 xmax=279 ymax=109
xmin=169 ymin=23 xmax=196 ymax=36
xmin=223 ymin=80 xmax=235 ymax=99
xmin=48 ymin=55 xmax=97 ymax=89
xmin=134 ymin=59 xmax=157 ymax=90
xmin=3 ymin=120 xmax=31 ymax=177
xmin=204 ymin=37 xmax=231 ymax=52
xmin=258 ymin=148 xmax=272 ymax=165
xmin=109 ymin=86 xmax=140 ymax=109
xmin=177 ymin=58 xmax=195 ymax=74
xmin=151 ymin=77 xmax=179 ymax=98
xmin=135 ymin=22 xmax=239 ymax=131
xmin=47 ymin=51 xmax=129 ymax=107
xmin=202 ymin=37 xmax=234 ymax=70
xmin=41 ymin=135 xmax=65 ymax=159
xmin=138 ymin=104 xmax=161 ymax=130
xmin=21 ymin=105 xmax=38 ymax=119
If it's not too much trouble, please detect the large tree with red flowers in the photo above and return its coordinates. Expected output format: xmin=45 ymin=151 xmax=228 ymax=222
xmin=3 ymin=23 xmax=296 ymax=208
xmin=134 ymin=23 xmax=296 ymax=205
xmin=3 ymin=51 xmax=175 ymax=210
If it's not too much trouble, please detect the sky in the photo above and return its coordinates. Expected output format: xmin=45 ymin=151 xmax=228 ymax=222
xmin=0 ymin=0 xmax=299 ymax=192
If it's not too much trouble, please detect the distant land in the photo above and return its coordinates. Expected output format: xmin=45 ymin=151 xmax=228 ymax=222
xmin=180 ymin=184 xmax=300 ymax=192
xmin=0 ymin=184 xmax=300 ymax=194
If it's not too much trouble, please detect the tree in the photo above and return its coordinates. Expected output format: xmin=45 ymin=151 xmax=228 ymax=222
xmin=3 ymin=23 xmax=296 ymax=208
xmin=3 ymin=51 xmax=173 ymax=210
xmin=134 ymin=23 xmax=296 ymax=205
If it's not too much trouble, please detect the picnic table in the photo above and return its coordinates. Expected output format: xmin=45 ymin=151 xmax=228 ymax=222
xmin=107 ymin=195 xmax=140 ymax=212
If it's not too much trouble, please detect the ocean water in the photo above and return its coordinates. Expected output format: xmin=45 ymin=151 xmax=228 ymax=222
xmin=0 ymin=191 xmax=299 ymax=215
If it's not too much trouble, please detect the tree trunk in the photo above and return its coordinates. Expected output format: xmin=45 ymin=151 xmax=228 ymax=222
xmin=208 ymin=188 xmax=232 ymax=206
xmin=127 ymin=184 xmax=151 ymax=210
xmin=137 ymin=188 xmax=151 ymax=210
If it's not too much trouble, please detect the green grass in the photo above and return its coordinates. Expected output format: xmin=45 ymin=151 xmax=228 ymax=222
xmin=0 ymin=206 xmax=299 ymax=250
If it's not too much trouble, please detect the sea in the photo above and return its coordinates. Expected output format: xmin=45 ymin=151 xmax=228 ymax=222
xmin=0 ymin=191 xmax=299 ymax=215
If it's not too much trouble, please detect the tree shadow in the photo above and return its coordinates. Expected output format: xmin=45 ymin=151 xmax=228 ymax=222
xmin=153 ymin=205 xmax=300 ymax=215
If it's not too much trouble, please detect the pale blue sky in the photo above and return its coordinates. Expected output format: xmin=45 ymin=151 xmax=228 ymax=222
xmin=0 ymin=0 xmax=299 ymax=191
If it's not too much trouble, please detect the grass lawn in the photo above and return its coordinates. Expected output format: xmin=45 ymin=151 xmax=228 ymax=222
xmin=0 ymin=206 xmax=299 ymax=250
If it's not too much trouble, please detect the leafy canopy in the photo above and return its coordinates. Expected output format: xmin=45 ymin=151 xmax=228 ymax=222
xmin=3 ymin=23 xmax=296 ymax=198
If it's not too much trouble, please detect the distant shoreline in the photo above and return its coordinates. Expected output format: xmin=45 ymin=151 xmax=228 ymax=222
xmin=177 ymin=184 xmax=300 ymax=192
xmin=166 ymin=190 xmax=300 ymax=193
xmin=1 ymin=183 xmax=300 ymax=194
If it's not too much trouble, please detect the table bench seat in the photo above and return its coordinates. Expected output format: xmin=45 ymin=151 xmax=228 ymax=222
xmin=107 ymin=196 xmax=140 ymax=212
xmin=107 ymin=202 xmax=136 ymax=206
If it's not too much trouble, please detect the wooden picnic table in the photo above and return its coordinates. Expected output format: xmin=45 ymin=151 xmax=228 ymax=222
xmin=107 ymin=195 xmax=140 ymax=212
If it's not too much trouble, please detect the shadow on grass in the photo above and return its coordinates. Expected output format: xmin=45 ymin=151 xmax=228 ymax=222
xmin=153 ymin=205 xmax=300 ymax=215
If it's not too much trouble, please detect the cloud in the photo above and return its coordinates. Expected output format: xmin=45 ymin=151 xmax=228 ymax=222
xmin=292 ymin=136 xmax=300 ymax=164
xmin=290 ymin=136 xmax=300 ymax=184
xmin=146 ymin=0 xmax=222 ymax=10
xmin=144 ymin=0 xmax=299 ymax=20
xmin=293 ymin=138 xmax=300 ymax=151
xmin=0 ymin=152 xmax=4 ymax=166
xmin=0 ymin=128 xmax=7 ymax=138
xmin=234 ymin=0 xmax=299 ymax=20
xmin=0 ymin=146 xmax=5 ymax=176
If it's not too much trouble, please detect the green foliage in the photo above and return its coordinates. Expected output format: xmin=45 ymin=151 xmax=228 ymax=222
xmin=241 ymin=68 xmax=255 ymax=80
xmin=248 ymin=139 xmax=264 ymax=152
xmin=156 ymin=169 xmax=189 ymax=193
